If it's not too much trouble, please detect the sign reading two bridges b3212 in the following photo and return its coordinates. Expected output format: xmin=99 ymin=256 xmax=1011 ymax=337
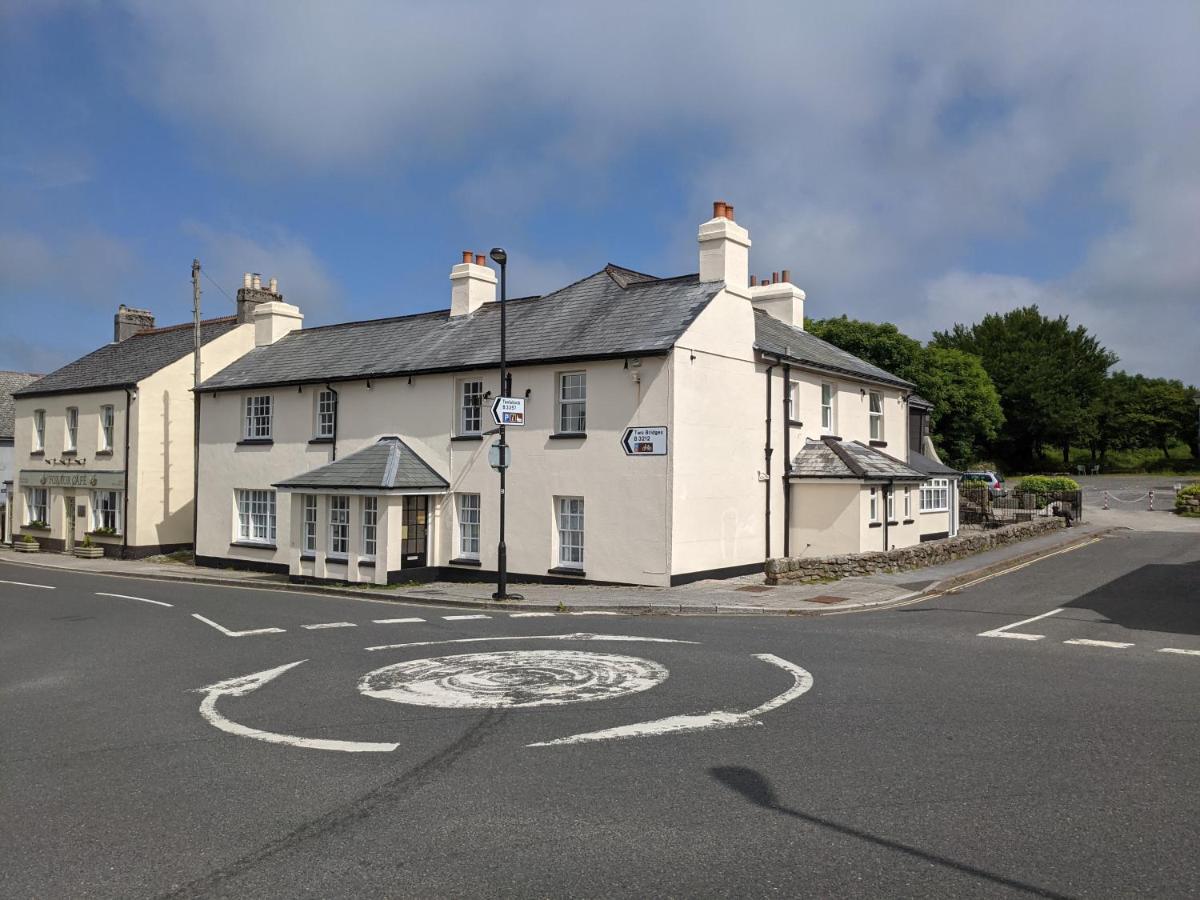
xmin=622 ymin=426 xmax=668 ymax=456
xmin=490 ymin=396 xmax=526 ymax=426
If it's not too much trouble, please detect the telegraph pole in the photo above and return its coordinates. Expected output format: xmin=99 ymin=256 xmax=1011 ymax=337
xmin=191 ymin=259 xmax=201 ymax=563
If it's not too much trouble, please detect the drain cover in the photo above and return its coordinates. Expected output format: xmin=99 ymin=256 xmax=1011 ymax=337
xmin=735 ymin=585 xmax=774 ymax=593
xmin=806 ymin=595 xmax=847 ymax=605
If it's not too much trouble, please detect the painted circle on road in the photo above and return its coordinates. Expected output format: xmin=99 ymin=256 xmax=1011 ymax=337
xmin=359 ymin=650 xmax=669 ymax=709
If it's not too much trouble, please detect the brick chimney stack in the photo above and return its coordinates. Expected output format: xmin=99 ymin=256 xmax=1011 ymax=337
xmin=237 ymin=272 xmax=284 ymax=324
xmin=113 ymin=305 xmax=155 ymax=341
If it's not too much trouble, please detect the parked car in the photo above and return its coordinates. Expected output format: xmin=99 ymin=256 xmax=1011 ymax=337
xmin=963 ymin=470 xmax=1007 ymax=498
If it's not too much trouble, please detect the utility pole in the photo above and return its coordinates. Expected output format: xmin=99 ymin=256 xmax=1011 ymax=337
xmin=191 ymin=259 xmax=201 ymax=564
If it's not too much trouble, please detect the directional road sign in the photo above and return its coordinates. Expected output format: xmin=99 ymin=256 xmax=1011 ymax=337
xmin=491 ymin=396 xmax=526 ymax=426
xmin=621 ymin=425 xmax=668 ymax=456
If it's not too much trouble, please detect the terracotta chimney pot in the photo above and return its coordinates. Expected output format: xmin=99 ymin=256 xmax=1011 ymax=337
xmin=713 ymin=201 xmax=727 ymax=219
xmin=475 ymin=254 xmax=486 ymax=266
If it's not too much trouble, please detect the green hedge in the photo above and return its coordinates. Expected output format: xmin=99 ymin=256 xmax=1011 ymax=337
xmin=1176 ymin=483 xmax=1200 ymax=516
xmin=1017 ymin=476 xmax=1080 ymax=494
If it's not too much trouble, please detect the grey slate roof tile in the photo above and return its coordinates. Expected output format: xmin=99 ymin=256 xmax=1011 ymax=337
xmin=273 ymin=436 xmax=449 ymax=491
xmin=754 ymin=310 xmax=915 ymax=389
xmin=908 ymin=448 xmax=960 ymax=476
xmin=0 ymin=371 xmax=42 ymax=439
xmin=14 ymin=319 xmax=239 ymax=398
xmin=791 ymin=437 xmax=927 ymax=481
xmin=198 ymin=267 xmax=722 ymax=392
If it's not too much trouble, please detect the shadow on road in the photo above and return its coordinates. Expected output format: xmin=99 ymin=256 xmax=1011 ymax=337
xmin=709 ymin=766 xmax=1069 ymax=899
xmin=1064 ymin=559 xmax=1200 ymax=636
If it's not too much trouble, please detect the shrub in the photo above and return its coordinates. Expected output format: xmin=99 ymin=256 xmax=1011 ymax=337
xmin=82 ymin=535 xmax=93 ymax=548
xmin=1017 ymin=475 xmax=1080 ymax=494
xmin=21 ymin=533 xmax=35 ymax=544
xmin=1176 ymin=483 xmax=1200 ymax=516
xmin=92 ymin=527 xmax=117 ymax=536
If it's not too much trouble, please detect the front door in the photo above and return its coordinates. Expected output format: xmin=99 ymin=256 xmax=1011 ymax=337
xmin=401 ymin=495 xmax=428 ymax=568
xmin=63 ymin=494 xmax=75 ymax=551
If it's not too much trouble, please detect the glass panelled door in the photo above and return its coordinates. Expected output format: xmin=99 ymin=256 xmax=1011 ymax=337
xmin=401 ymin=495 xmax=428 ymax=568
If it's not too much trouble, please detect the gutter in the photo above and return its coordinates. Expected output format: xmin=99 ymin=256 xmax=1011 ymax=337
xmin=782 ymin=363 xmax=791 ymax=557
xmin=122 ymin=387 xmax=132 ymax=558
xmin=764 ymin=362 xmax=775 ymax=558
xmin=325 ymin=383 xmax=339 ymax=461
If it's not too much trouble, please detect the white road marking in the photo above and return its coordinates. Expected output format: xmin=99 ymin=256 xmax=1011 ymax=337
xmin=529 ymin=653 xmax=813 ymax=747
xmin=301 ymin=622 xmax=356 ymax=630
xmin=0 ymin=580 xmax=55 ymax=590
xmin=508 ymin=612 xmax=556 ymax=618
xmin=1159 ymin=648 xmax=1200 ymax=657
xmin=442 ymin=614 xmax=490 ymax=620
xmin=95 ymin=591 xmax=172 ymax=608
xmin=977 ymin=608 xmax=1064 ymax=641
xmin=1063 ymin=639 xmax=1133 ymax=649
xmin=365 ymin=632 xmax=698 ymax=652
xmin=373 ymin=617 xmax=426 ymax=624
xmin=196 ymin=661 xmax=398 ymax=753
xmin=568 ymin=611 xmax=622 ymax=616
xmin=191 ymin=613 xmax=285 ymax=637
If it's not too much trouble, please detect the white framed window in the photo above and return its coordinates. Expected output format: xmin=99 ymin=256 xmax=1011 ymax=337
xmin=362 ymin=497 xmax=378 ymax=560
xmin=869 ymin=391 xmax=884 ymax=441
xmin=557 ymin=496 xmax=585 ymax=568
xmin=457 ymin=493 xmax=481 ymax=558
xmin=558 ymin=372 xmax=587 ymax=433
xmin=26 ymin=487 xmax=48 ymax=524
xmin=302 ymin=495 xmax=318 ymax=553
xmin=328 ymin=495 xmax=349 ymax=557
xmin=315 ymin=390 xmax=336 ymax=439
xmin=868 ymin=487 xmax=879 ymax=522
xmin=91 ymin=490 xmax=122 ymax=533
xmin=904 ymin=487 xmax=912 ymax=519
xmin=459 ymin=380 xmax=483 ymax=435
xmin=244 ymin=395 xmax=273 ymax=439
xmin=100 ymin=405 xmax=114 ymax=451
xmin=821 ymin=383 xmax=835 ymax=433
xmin=33 ymin=409 xmax=45 ymax=451
xmin=787 ymin=381 xmax=800 ymax=422
xmin=920 ymin=478 xmax=950 ymax=513
xmin=65 ymin=407 xmax=78 ymax=451
xmin=886 ymin=487 xmax=895 ymax=522
xmin=235 ymin=489 xmax=276 ymax=543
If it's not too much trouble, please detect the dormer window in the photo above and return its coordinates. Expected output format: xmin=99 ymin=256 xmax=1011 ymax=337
xmin=244 ymin=395 xmax=273 ymax=440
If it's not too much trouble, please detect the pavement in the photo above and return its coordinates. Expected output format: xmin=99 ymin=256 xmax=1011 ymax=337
xmin=2 ymin=527 xmax=1197 ymax=898
xmin=0 ymin=516 xmax=1135 ymax=615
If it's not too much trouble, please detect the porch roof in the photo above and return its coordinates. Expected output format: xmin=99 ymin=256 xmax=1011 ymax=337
xmin=789 ymin=437 xmax=927 ymax=482
xmin=273 ymin=436 xmax=449 ymax=492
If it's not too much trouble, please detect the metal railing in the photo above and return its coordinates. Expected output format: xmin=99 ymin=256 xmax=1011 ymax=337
xmin=959 ymin=485 xmax=1083 ymax=527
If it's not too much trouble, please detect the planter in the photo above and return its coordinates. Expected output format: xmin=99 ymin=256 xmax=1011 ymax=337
xmin=13 ymin=540 xmax=40 ymax=553
xmin=73 ymin=545 xmax=104 ymax=559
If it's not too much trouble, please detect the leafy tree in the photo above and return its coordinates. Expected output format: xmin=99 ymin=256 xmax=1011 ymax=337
xmin=933 ymin=306 xmax=1117 ymax=467
xmin=806 ymin=316 xmax=924 ymax=383
xmin=1093 ymin=372 xmax=1198 ymax=461
xmin=917 ymin=347 xmax=1004 ymax=467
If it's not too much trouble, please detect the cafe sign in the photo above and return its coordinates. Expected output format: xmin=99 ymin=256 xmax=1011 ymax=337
xmin=19 ymin=470 xmax=125 ymax=491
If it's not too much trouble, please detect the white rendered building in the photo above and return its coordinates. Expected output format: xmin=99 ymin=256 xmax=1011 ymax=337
xmin=194 ymin=205 xmax=958 ymax=586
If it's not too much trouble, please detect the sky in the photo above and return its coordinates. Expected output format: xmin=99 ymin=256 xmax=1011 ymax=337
xmin=1 ymin=1 xmax=1197 ymax=385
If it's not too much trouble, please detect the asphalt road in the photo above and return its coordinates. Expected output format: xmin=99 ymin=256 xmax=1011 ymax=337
xmin=2 ymin=530 xmax=1197 ymax=899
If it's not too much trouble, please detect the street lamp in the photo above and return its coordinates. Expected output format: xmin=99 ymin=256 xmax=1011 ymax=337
xmin=490 ymin=248 xmax=521 ymax=601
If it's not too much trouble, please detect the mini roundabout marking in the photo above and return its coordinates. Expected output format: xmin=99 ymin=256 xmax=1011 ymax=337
xmin=194 ymin=633 xmax=814 ymax=754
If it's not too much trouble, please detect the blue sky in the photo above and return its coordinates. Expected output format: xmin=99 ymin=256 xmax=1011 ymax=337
xmin=2 ymin=2 xmax=1197 ymax=384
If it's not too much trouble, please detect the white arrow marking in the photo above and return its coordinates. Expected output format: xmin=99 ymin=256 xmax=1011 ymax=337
xmin=96 ymin=591 xmax=172 ymax=607
xmin=977 ymin=608 xmax=1063 ymax=641
xmin=365 ymin=632 xmax=698 ymax=652
xmin=192 ymin=613 xmax=285 ymax=637
xmin=528 ymin=653 xmax=813 ymax=747
xmin=196 ymin=660 xmax=398 ymax=753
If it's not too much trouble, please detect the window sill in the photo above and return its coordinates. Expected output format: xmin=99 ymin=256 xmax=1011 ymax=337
xmin=450 ymin=434 xmax=483 ymax=443
xmin=85 ymin=531 xmax=121 ymax=539
xmin=30 ymin=450 xmax=44 ymax=457
xmin=869 ymin=440 xmax=887 ymax=447
xmin=61 ymin=450 xmax=77 ymax=457
xmin=237 ymin=438 xmax=274 ymax=446
xmin=549 ymin=432 xmax=587 ymax=440
xmin=95 ymin=450 xmax=113 ymax=457
xmin=326 ymin=556 xmax=347 ymax=565
xmin=920 ymin=509 xmax=949 ymax=515
xmin=300 ymin=553 xmax=315 ymax=561
xmin=230 ymin=541 xmax=277 ymax=550
xmin=449 ymin=557 xmax=481 ymax=567
xmin=308 ymin=437 xmax=334 ymax=445
xmin=548 ymin=566 xmax=586 ymax=577
xmin=902 ymin=518 xmax=915 ymax=525
xmin=887 ymin=520 xmax=899 ymax=526
xmin=868 ymin=522 xmax=882 ymax=528
xmin=23 ymin=525 xmax=51 ymax=532
xmin=787 ymin=419 xmax=804 ymax=427
xmin=359 ymin=560 xmax=376 ymax=568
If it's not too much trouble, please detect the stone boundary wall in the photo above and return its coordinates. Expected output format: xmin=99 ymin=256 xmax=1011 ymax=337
xmin=765 ymin=518 xmax=1066 ymax=585
xmin=1177 ymin=492 xmax=1200 ymax=516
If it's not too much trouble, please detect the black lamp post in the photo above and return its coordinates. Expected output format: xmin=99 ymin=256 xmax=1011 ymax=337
xmin=490 ymin=247 xmax=519 ymax=600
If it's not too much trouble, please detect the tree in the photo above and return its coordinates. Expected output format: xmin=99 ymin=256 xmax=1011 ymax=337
xmin=933 ymin=306 xmax=1117 ymax=467
xmin=917 ymin=347 xmax=1004 ymax=467
xmin=806 ymin=316 xmax=924 ymax=383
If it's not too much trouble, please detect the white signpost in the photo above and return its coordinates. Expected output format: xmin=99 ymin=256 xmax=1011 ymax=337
xmin=621 ymin=426 xmax=668 ymax=456
xmin=490 ymin=396 xmax=526 ymax=426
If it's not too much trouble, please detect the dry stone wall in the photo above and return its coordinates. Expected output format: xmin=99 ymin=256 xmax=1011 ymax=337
xmin=765 ymin=518 xmax=1066 ymax=584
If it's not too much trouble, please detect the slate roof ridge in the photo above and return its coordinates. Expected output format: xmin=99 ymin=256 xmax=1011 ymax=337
xmin=388 ymin=436 xmax=448 ymax=488
xmin=752 ymin=309 xmax=916 ymax=389
xmin=822 ymin=435 xmax=867 ymax=477
xmin=136 ymin=315 xmax=236 ymax=335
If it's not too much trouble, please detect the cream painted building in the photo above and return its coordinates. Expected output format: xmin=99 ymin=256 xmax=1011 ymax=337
xmin=9 ymin=289 xmax=298 ymax=557
xmin=194 ymin=205 xmax=959 ymax=586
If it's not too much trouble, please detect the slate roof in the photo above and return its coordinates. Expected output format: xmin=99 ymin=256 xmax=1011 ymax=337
xmin=753 ymin=311 xmax=915 ymax=389
xmin=790 ymin=437 xmax=927 ymax=481
xmin=909 ymin=448 xmax=960 ymax=477
xmin=0 ymin=371 xmax=42 ymax=439
xmin=198 ymin=266 xmax=722 ymax=392
xmin=14 ymin=318 xmax=239 ymax=399
xmin=273 ymin=436 xmax=449 ymax=492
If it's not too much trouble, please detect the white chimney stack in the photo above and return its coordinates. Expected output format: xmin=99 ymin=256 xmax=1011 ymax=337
xmin=750 ymin=276 xmax=806 ymax=330
xmin=698 ymin=201 xmax=751 ymax=293
xmin=253 ymin=298 xmax=303 ymax=346
xmin=449 ymin=250 xmax=497 ymax=317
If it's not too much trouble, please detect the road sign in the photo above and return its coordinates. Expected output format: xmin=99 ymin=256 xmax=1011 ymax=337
xmin=490 ymin=396 xmax=526 ymax=426
xmin=621 ymin=426 xmax=668 ymax=456
xmin=488 ymin=441 xmax=511 ymax=470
